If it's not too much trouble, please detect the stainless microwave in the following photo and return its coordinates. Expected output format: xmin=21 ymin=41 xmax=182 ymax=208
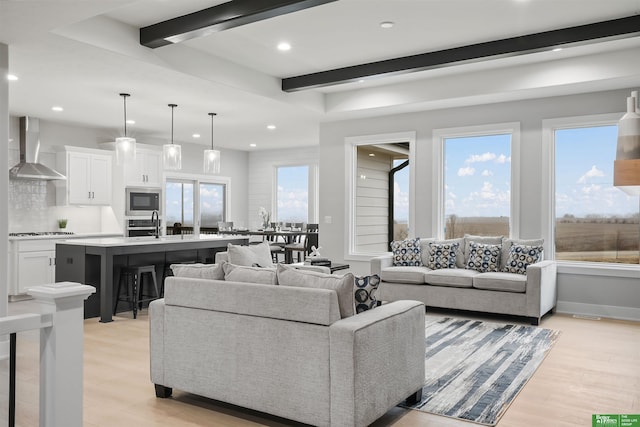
xmin=125 ymin=187 xmax=161 ymax=216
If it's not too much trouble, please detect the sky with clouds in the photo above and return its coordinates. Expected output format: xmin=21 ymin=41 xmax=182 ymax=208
xmin=277 ymin=165 xmax=309 ymax=222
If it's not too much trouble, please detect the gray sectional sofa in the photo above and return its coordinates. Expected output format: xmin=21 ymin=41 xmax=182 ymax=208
xmin=370 ymin=236 xmax=558 ymax=325
xmin=150 ymin=274 xmax=426 ymax=427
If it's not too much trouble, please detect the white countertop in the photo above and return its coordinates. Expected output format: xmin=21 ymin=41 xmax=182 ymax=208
xmin=55 ymin=234 xmax=242 ymax=247
xmin=8 ymin=232 xmax=124 ymax=241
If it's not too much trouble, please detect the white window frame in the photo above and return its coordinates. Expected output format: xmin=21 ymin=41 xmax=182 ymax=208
xmin=344 ymin=131 xmax=416 ymax=261
xmin=272 ymin=162 xmax=319 ymax=224
xmin=432 ymin=122 xmax=520 ymax=240
xmin=164 ymin=172 xmax=231 ymax=233
xmin=541 ymin=112 xmax=640 ymax=272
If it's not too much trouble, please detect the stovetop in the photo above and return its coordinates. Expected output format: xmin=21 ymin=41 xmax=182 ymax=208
xmin=9 ymin=231 xmax=75 ymax=237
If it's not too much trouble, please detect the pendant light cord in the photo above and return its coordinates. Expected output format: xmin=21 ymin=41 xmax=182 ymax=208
xmin=209 ymin=112 xmax=217 ymax=150
xmin=120 ymin=93 xmax=130 ymax=137
xmin=169 ymin=104 xmax=177 ymax=145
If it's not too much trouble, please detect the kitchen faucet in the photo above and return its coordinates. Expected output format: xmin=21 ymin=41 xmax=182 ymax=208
xmin=151 ymin=210 xmax=160 ymax=239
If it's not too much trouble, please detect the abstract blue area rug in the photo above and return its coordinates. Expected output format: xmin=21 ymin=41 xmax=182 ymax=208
xmin=404 ymin=317 xmax=560 ymax=425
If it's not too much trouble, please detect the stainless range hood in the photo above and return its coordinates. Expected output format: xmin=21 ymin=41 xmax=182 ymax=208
xmin=9 ymin=117 xmax=66 ymax=180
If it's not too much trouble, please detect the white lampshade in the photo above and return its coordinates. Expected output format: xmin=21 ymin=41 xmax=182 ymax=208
xmin=115 ymin=136 xmax=136 ymax=165
xmin=204 ymin=149 xmax=221 ymax=174
xmin=163 ymin=143 xmax=182 ymax=170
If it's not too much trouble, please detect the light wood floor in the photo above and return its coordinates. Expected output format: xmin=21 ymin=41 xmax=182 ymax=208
xmin=2 ymin=302 xmax=639 ymax=427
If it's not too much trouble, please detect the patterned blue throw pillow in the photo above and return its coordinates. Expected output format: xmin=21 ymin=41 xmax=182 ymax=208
xmin=390 ymin=237 xmax=423 ymax=266
xmin=427 ymin=242 xmax=459 ymax=269
xmin=466 ymin=242 xmax=501 ymax=273
xmin=502 ymin=244 xmax=543 ymax=275
xmin=354 ymin=274 xmax=380 ymax=313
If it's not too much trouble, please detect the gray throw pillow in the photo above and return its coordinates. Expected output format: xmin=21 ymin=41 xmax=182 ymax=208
xmin=227 ymin=241 xmax=274 ymax=268
xmin=276 ymin=264 xmax=355 ymax=318
xmin=170 ymin=263 xmax=224 ymax=280
xmin=223 ymin=262 xmax=278 ymax=285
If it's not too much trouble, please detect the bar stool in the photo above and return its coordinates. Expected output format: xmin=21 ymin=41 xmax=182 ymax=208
xmin=114 ymin=265 xmax=160 ymax=319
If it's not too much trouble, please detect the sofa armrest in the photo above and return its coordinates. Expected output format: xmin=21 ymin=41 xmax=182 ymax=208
xmin=370 ymin=253 xmax=393 ymax=275
xmin=525 ymin=260 xmax=558 ymax=321
xmin=329 ymin=300 xmax=425 ymax=427
xmin=149 ymin=299 xmax=166 ymax=386
xmin=214 ymin=251 xmax=229 ymax=264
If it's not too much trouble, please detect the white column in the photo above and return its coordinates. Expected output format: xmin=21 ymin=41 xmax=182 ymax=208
xmin=28 ymin=282 xmax=96 ymax=427
xmin=1 ymin=42 xmax=10 ymax=359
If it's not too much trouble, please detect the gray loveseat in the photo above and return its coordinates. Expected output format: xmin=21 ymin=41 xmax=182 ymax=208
xmin=150 ymin=276 xmax=425 ymax=427
xmin=370 ymin=236 xmax=557 ymax=325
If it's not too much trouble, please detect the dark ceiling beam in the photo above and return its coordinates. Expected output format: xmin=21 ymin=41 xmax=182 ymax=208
xmin=282 ymin=14 xmax=640 ymax=92
xmin=140 ymin=0 xmax=337 ymax=48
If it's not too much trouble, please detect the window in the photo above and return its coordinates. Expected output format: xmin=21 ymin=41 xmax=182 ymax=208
xmin=346 ymin=131 xmax=415 ymax=258
xmin=553 ymin=124 xmax=639 ymax=264
xmin=434 ymin=123 xmax=518 ymax=240
xmin=276 ymin=165 xmax=309 ymax=223
xmin=165 ymin=180 xmax=194 ymax=228
xmin=165 ymin=176 xmax=229 ymax=234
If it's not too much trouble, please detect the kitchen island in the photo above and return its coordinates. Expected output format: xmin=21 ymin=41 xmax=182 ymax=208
xmin=55 ymin=234 xmax=249 ymax=322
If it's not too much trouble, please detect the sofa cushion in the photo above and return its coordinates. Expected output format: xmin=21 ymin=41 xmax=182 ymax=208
xmin=473 ymin=272 xmax=527 ymax=293
xmin=227 ymin=242 xmax=274 ymax=268
xmin=379 ymin=266 xmax=430 ymax=284
xmin=427 ymin=242 xmax=460 ymax=269
xmin=502 ymin=244 xmax=544 ymax=275
xmin=170 ymin=263 xmax=224 ymax=280
xmin=422 ymin=238 xmax=465 ymax=268
xmin=465 ymin=242 xmax=501 ymax=273
xmin=222 ymin=262 xmax=278 ymax=285
xmin=463 ymin=235 xmax=503 ymax=263
xmin=276 ymin=264 xmax=355 ymax=318
xmin=390 ymin=237 xmax=423 ymax=266
xmin=501 ymin=238 xmax=544 ymax=269
xmin=424 ymin=268 xmax=477 ymax=288
xmin=354 ymin=274 xmax=380 ymax=313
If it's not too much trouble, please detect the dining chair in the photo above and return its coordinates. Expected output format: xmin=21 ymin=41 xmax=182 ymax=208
xmin=284 ymin=223 xmax=317 ymax=263
xmin=217 ymin=221 xmax=234 ymax=232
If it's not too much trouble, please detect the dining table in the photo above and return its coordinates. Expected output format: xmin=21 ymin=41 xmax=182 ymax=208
xmin=217 ymin=229 xmax=318 ymax=263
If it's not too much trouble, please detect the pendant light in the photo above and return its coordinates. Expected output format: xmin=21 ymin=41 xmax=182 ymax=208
xmin=204 ymin=112 xmax=221 ymax=174
xmin=163 ymin=103 xmax=182 ymax=170
xmin=614 ymin=90 xmax=640 ymax=195
xmin=115 ymin=93 xmax=136 ymax=165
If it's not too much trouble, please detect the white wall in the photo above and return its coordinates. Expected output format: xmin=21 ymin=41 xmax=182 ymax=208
xmin=1 ymin=43 xmax=10 ymax=348
xmin=319 ymin=88 xmax=640 ymax=321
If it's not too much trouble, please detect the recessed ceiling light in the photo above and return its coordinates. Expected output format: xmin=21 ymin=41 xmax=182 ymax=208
xmin=51 ymin=106 xmax=63 ymax=112
xmin=250 ymin=143 xmax=257 ymax=147
xmin=192 ymin=133 xmax=201 ymax=138
xmin=380 ymin=21 xmax=394 ymax=29
xmin=267 ymin=124 xmax=276 ymax=130
xmin=358 ymin=79 xmax=365 ymax=83
xmin=126 ymin=119 xmax=135 ymax=125
xmin=552 ymin=47 xmax=563 ymax=52
xmin=369 ymin=153 xmax=376 ymax=157
xmin=277 ymin=42 xmax=291 ymax=51
xmin=7 ymin=74 xmax=18 ymax=81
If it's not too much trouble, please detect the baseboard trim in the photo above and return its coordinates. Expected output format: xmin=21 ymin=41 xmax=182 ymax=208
xmin=556 ymin=301 xmax=640 ymax=322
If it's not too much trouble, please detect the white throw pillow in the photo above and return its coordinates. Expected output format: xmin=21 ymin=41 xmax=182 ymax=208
xmin=223 ymin=262 xmax=277 ymax=285
xmin=276 ymin=264 xmax=355 ymax=318
xmin=227 ymin=242 xmax=274 ymax=268
xmin=170 ymin=263 xmax=224 ymax=280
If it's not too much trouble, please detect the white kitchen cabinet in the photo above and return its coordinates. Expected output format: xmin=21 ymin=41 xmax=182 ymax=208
xmin=126 ymin=149 xmax=161 ymax=187
xmin=57 ymin=147 xmax=112 ymax=205
xmin=9 ymin=240 xmax=57 ymax=295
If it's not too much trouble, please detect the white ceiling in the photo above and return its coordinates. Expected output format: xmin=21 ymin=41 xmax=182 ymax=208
xmin=2 ymin=0 xmax=640 ymax=151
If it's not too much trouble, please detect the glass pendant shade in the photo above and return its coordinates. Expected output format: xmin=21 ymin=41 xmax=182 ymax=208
xmin=204 ymin=148 xmax=221 ymax=174
xmin=164 ymin=103 xmax=182 ymax=170
xmin=115 ymin=136 xmax=136 ymax=165
xmin=614 ymin=91 xmax=640 ymax=195
xmin=163 ymin=143 xmax=182 ymax=170
xmin=116 ymin=93 xmax=136 ymax=165
xmin=204 ymin=112 xmax=220 ymax=174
